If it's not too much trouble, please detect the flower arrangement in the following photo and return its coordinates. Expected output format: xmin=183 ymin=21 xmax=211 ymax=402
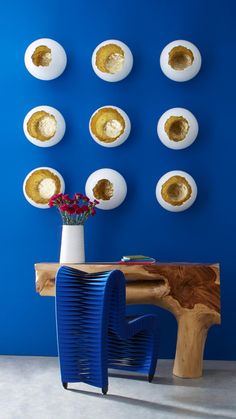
xmin=49 ymin=193 xmax=99 ymax=225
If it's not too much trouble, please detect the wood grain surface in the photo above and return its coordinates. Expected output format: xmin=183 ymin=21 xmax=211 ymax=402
xmin=35 ymin=262 xmax=220 ymax=378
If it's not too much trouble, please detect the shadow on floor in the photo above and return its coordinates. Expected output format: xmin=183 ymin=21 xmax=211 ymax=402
xmin=109 ymin=369 xmax=236 ymax=389
xmin=67 ymin=388 xmax=227 ymax=419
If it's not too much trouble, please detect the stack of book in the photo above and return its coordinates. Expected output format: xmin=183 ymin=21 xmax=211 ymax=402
xmin=120 ymin=255 xmax=156 ymax=264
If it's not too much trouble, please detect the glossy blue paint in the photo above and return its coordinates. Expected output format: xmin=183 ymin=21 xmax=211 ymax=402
xmin=0 ymin=0 xmax=235 ymax=359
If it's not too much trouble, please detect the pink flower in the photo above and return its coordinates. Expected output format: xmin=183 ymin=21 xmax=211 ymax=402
xmin=48 ymin=199 xmax=55 ymax=208
xmin=50 ymin=192 xmax=98 ymax=224
xmin=91 ymin=207 xmax=96 ymax=216
xmin=54 ymin=193 xmax=63 ymax=200
xmin=73 ymin=193 xmax=82 ymax=201
xmin=48 ymin=193 xmax=64 ymax=207
xmin=59 ymin=204 xmax=70 ymax=212
xmin=66 ymin=207 xmax=76 ymax=215
xmin=77 ymin=207 xmax=83 ymax=214
xmin=71 ymin=204 xmax=82 ymax=214
xmin=62 ymin=194 xmax=71 ymax=202
xmin=60 ymin=204 xmax=76 ymax=214
xmin=81 ymin=205 xmax=89 ymax=213
xmin=82 ymin=195 xmax=89 ymax=202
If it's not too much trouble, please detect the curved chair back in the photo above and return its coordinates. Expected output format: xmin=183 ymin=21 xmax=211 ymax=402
xmin=55 ymin=266 xmax=159 ymax=392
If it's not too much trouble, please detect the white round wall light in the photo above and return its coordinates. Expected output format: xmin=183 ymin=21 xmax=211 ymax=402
xmin=89 ymin=106 xmax=131 ymax=147
xmin=157 ymin=107 xmax=198 ymax=150
xmin=92 ymin=39 xmax=133 ymax=82
xmin=156 ymin=170 xmax=197 ymax=212
xmin=24 ymin=38 xmax=67 ymax=80
xmin=23 ymin=167 xmax=65 ymax=208
xmin=160 ymin=40 xmax=201 ymax=82
xmin=85 ymin=168 xmax=127 ymax=210
xmin=23 ymin=106 xmax=66 ymax=147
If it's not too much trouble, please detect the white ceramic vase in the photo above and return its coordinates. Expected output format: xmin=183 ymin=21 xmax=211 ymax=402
xmin=59 ymin=225 xmax=85 ymax=264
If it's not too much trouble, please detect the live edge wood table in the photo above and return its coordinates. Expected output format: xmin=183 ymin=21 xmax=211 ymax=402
xmin=35 ymin=262 xmax=220 ymax=379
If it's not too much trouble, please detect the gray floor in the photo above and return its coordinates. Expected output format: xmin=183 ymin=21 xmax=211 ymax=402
xmin=0 ymin=357 xmax=235 ymax=419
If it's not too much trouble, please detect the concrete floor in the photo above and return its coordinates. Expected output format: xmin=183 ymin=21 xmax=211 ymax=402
xmin=0 ymin=357 xmax=235 ymax=419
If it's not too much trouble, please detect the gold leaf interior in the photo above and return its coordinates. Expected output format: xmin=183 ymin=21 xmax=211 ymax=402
xmin=90 ymin=107 xmax=125 ymax=143
xmin=164 ymin=116 xmax=189 ymax=142
xmin=96 ymin=44 xmax=124 ymax=74
xmin=27 ymin=111 xmax=57 ymax=142
xmin=168 ymin=46 xmax=194 ymax=70
xmin=93 ymin=179 xmax=114 ymax=201
xmin=161 ymin=175 xmax=192 ymax=206
xmin=31 ymin=45 xmax=52 ymax=67
xmin=25 ymin=169 xmax=61 ymax=204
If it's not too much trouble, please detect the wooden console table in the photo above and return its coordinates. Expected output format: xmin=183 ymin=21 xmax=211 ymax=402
xmin=35 ymin=262 xmax=220 ymax=379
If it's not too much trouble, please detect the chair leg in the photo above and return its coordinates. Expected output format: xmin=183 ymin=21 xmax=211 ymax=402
xmin=148 ymin=373 xmax=154 ymax=383
xmin=62 ymin=382 xmax=68 ymax=389
xmin=102 ymin=386 xmax=108 ymax=395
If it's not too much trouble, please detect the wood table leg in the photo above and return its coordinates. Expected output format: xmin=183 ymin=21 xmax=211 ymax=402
xmin=173 ymin=309 xmax=220 ymax=378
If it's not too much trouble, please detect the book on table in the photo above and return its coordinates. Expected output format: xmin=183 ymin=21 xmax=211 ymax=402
xmin=120 ymin=255 xmax=156 ymax=264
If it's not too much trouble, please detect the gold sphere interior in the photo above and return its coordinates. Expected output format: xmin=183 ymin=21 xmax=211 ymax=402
xmin=90 ymin=107 xmax=125 ymax=143
xmin=93 ymin=179 xmax=114 ymax=201
xmin=31 ymin=45 xmax=52 ymax=67
xmin=168 ymin=46 xmax=194 ymax=70
xmin=161 ymin=175 xmax=192 ymax=206
xmin=27 ymin=111 xmax=57 ymax=141
xmin=25 ymin=169 xmax=61 ymax=204
xmin=164 ymin=115 xmax=189 ymax=142
xmin=96 ymin=43 xmax=124 ymax=74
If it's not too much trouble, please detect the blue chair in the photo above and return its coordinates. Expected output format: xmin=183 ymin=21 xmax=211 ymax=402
xmin=55 ymin=266 xmax=159 ymax=394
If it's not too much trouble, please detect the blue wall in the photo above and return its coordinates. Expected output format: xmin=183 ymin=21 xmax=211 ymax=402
xmin=0 ymin=0 xmax=235 ymax=359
